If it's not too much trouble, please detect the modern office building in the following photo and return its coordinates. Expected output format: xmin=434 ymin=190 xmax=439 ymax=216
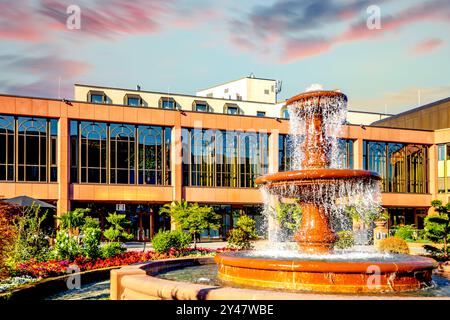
xmin=0 ymin=77 xmax=448 ymax=241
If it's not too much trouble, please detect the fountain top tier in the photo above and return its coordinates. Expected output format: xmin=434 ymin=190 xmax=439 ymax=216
xmin=256 ymin=89 xmax=381 ymax=254
xmin=285 ymin=89 xmax=347 ymax=106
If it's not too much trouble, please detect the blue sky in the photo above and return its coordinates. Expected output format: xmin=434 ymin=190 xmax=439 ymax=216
xmin=0 ymin=0 xmax=449 ymax=114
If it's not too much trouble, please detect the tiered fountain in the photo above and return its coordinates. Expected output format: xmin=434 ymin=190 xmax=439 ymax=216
xmin=215 ymin=89 xmax=437 ymax=293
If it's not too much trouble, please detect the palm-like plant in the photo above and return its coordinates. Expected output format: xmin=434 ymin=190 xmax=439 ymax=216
xmin=57 ymin=208 xmax=89 ymax=239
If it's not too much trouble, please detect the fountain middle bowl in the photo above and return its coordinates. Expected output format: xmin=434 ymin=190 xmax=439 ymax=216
xmin=215 ymin=251 xmax=438 ymax=293
xmin=255 ymin=168 xmax=381 ymax=186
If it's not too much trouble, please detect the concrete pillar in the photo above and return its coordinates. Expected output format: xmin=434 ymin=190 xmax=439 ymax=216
xmin=57 ymin=115 xmax=70 ymax=216
xmin=353 ymin=138 xmax=364 ymax=170
xmin=170 ymin=116 xmax=183 ymax=230
xmin=268 ymin=130 xmax=279 ymax=174
xmin=171 ymin=125 xmax=183 ymax=202
xmin=428 ymin=144 xmax=437 ymax=198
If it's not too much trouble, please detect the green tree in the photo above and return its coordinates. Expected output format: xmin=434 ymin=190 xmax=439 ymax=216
xmin=227 ymin=215 xmax=258 ymax=250
xmin=159 ymin=200 xmax=191 ymax=230
xmin=424 ymin=200 xmax=450 ymax=259
xmin=103 ymin=212 xmax=134 ymax=242
xmin=81 ymin=216 xmax=101 ymax=260
xmin=160 ymin=201 xmax=219 ymax=248
xmin=203 ymin=207 xmax=221 ymax=240
xmin=56 ymin=208 xmax=88 ymax=240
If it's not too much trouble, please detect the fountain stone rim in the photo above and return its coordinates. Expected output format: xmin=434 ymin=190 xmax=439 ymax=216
xmin=255 ymin=169 xmax=382 ymax=186
xmin=286 ymin=90 xmax=347 ymax=105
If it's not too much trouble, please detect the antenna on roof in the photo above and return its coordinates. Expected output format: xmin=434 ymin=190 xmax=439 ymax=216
xmin=137 ymin=85 xmax=141 ymax=91
xmin=249 ymin=73 xmax=255 ymax=78
xmin=275 ymin=80 xmax=282 ymax=94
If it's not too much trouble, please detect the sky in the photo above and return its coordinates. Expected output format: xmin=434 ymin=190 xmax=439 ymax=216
xmin=0 ymin=0 xmax=449 ymax=114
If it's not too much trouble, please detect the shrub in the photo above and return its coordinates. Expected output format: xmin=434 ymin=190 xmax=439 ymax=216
xmin=394 ymin=224 xmax=417 ymax=241
xmin=82 ymin=227 xmax=102 ymax=259
xmin=334 ymin=231 xmax=355 ymax=249
xmin=103 ymin=213 xmax=133 ymax=242
xmin=378 ymin=237 xmax=410 ymax=254
xmin=160 ymin=201 xmax=219 ymax=248
xmin=151 ymin=230 xmax=192 ymax=254
xmin=100 ymin=242 xmax=125 ymax=259
xmin=53 ymin=230 xmax=81 ymax=261
xmin=56 ymin=209 xmax=87 ymax=238
xmin=423 ymin=200 xmax=450 ymax=260
xmin=227 ymin=215 xmax=258 ymax=250
xmin=0 ymin=203 xmax=19 ymax=278
xmin=10 ymin=204 xmax=51 ymax=263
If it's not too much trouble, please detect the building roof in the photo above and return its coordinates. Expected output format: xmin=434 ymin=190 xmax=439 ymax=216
xmin=371 ymin=96 xmax=450 ymax=130
xmin=74 ymin=83 xmax=277 ymax=105
xmin=196 ymin=76 xmax=276 ymax=93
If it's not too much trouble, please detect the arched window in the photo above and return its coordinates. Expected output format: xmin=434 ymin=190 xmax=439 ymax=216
xmin=80 ymin=122 xmax=107 ymax=183
xmin=388 ymin=143 xmax=405 ymax=192
xmin=336 ymin=139 xmax=353 ymax=169
xmin=17 ymin=117 xmax=48 ymax=181
xmin=220 ymin=130 xmax=239 ymax=187
xmin=0 ymin=115 xmax=14 ymax=181
xmin=191 ymin=129 xmax=215 ymax=186
xmin=137 ymin=126 xmax=171 ymax=185
xmin=406 ymin=145 xmax=427 ymax=193
xmin=240 ymin=133 xmax=259 ymax=187
xmin=110 ymin=124 xmax=135 ymax=184
xmin=181 ymin=128 xmax=268 ymax=188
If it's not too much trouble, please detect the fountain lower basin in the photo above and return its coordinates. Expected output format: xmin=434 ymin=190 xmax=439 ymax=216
xmin=215 ymin=251 xmax=437 ymax=293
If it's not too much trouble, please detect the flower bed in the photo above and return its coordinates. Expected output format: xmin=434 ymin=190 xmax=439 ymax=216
xmin=12 ymin=247 xmax=233 ymax=279
xmin=0 ymin=276 xmax=39 ymax=293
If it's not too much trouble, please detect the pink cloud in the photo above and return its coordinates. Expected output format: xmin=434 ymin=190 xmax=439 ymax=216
xmin=4 ymin=55 xmax=92 ymax=78
xmin=232 ymin=0 xmax=450 ymax=63
xmin=0 ymin=54 xmax=92 ymax=98
xmin=0 ymin=0 xmax=218 ymax=42
xmin=282 ymin=38 xmax=332 ymax=63
xmin=0 ymin=0 xmax=47 ymax=42
xmin=411 ymin=38 xmax=443 ymax=54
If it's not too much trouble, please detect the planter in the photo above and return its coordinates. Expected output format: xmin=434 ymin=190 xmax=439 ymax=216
xmin=374 ymin=219 xmax=387 ymax=228
xmin=0 ymin=266 xmax=120 ymax=301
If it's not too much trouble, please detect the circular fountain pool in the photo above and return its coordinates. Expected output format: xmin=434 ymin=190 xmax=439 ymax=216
xmin=215 ymin=251 xmax=437 ymax=293
xmin=155 ymin=263 xmax=450 ymax=298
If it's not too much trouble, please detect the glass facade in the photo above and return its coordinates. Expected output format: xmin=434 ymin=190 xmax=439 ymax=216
xmin=70 ymin=120 xmax=171 ymax=185
xmin=363 ymin=141 xmax=428 ymax=193
xmin=278 ymin=134 xmax=353 ymax=171
xmin=0 ymin=115 xmax=57 ymax=182
xmin=182 ymin=128 xmax=269 ymax=188
xmin=437 ymin=143 xmax=450 ymax=193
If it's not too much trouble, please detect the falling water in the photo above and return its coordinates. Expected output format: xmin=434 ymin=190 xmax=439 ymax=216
xmin=260 ymin=87 xmax=382 ymax=253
